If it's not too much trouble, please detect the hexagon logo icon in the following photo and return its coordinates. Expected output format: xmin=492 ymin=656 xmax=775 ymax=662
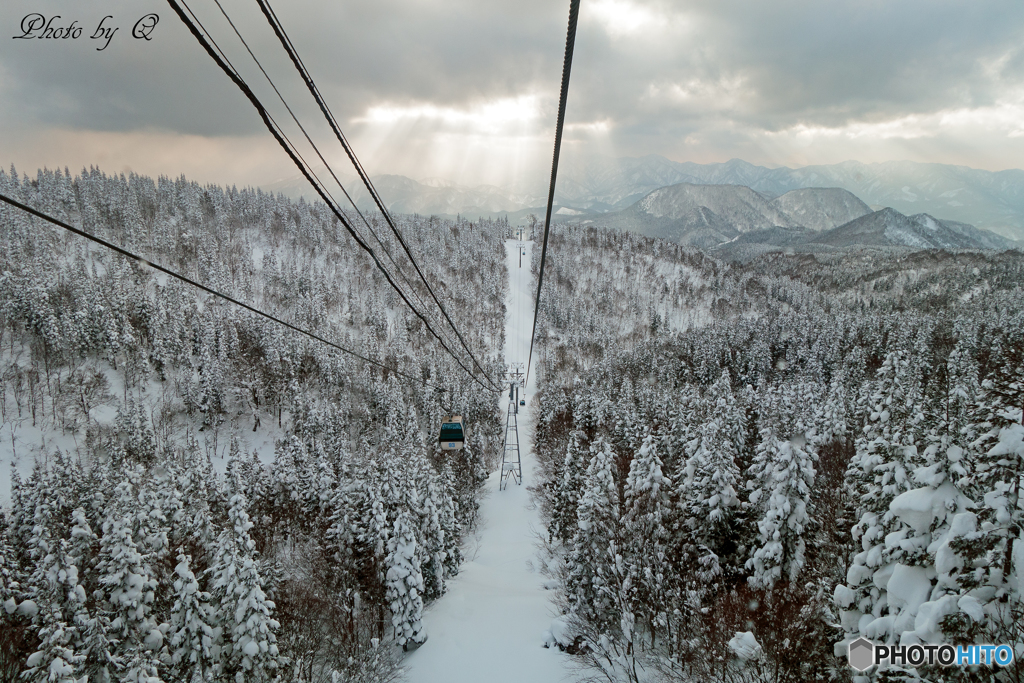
xmin=848 ymin=637 xmax=875 ymax=671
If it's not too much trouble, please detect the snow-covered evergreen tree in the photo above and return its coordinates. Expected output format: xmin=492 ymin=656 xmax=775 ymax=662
xmin=621 ymin=434 xmax=671 ymax=643
xmin=839 ymin=349 xmax=929 ymax=645
xmin=385 ymin=511 xmax=426 ymax=650
xmin=566 ymin=438 xmax=620 ymax=626
xmin=548 ymin=429 xmax=589 ymax=545
xmin=942 ymin=338 xmax=1024 ymax=649
xmin=22 ymin=496 xmax=86 ymax=683
xmin=746 ymin=428 xmax=815 ymax=589
xmin=167 ymin=553 xmax=215 ymax=683
xmin=207 ymin=468 xmax=282 ymax=681
xmin=678 ymin=378 xmax=744 ymax=578
xmin=96 ymin=481 xmax=164 ymax=683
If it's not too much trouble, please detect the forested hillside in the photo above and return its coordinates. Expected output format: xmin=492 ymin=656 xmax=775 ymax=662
xmin=531 ymin=225 xmax=1024 ymax=681
xmin=0 ymin=166 xmax=507 ymax=682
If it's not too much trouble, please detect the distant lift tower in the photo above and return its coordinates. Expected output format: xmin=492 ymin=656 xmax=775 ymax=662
xmin=500 ymin=397 xmax=521 ymax=490
xmin=501 ymin=364 xmax=525 ymax=489
xmin=508 ymin=363 xmax=525 ymax=414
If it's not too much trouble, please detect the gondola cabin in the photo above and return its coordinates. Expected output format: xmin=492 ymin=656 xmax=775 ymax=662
xmin=439 ymin=415 xmax=466 ymax=451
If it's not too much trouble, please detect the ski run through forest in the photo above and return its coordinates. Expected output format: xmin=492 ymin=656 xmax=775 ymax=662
xmin=403 ymin=239 xmax=570 ymax=683
xmin=1 ymin=166 xmax=1024 ymax=683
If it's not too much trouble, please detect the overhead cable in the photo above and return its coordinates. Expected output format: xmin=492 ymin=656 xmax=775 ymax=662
xmin=0 ymin=192 xmax=445 ymax=391
xmin=208 ymin=0 xmax=466 ymax=363
xmin=166 ymin=0 xmax=498 ymax=393
xmin=205 ymin=0 xmax=434 ymax=323
xmin=255 ymin=0 xmax=500 ymax=391
xmin=526 ymin=0 xmax=581 ymax=387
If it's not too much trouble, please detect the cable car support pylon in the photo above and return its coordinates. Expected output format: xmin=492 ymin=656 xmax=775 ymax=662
xmin=499 ymin=399 xmax=521 ymax=491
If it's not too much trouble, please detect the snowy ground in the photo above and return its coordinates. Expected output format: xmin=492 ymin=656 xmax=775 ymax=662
xmin=0 ymin=364 xmax=284 ymax=509
xmin=402 ymin=240 xmax=575 ymax=683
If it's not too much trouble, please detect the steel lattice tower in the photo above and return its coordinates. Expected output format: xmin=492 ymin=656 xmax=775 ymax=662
xmin=500 ymin=401 xmax=521 ymax=490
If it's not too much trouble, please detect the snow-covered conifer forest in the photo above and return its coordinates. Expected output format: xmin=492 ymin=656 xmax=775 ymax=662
xmin=2 ymin=164 xmax=1024 ymax=683
xmin=531 ymin=226 xmax=1024 ymax=681
xmin=0 ymin=165 xmax=507 ymax=682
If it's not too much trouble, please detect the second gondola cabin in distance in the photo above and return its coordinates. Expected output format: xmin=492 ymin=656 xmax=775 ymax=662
xmin=438 ymin=415 xmax=465 ymax=450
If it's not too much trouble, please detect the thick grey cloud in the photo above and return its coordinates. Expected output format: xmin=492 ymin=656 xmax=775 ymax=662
xmin=0 ymin=0 xmax=568 ymax=135
xmin=567 ymin=1 xmax=1024 ymax=131
xmin=3 ymin=0 xmax=1024 ymax=187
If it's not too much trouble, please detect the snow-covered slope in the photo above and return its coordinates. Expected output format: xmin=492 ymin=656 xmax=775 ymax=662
xmin=636 ymin=183 xmax=794 ymax=229
xmin=809 ymin=208 xmax=1018 ymax=250
xmin=589 ymin=183 xmax=798 ymax=249
xmin=907 ymin=213 xmax=1016 ymax=250
xmin=403 ymin=240 xmax=571 ymax=683
xmin=768 ymin=187 xmax=871 ymax=232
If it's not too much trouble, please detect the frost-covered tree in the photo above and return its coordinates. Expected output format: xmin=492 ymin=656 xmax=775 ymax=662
xmin=167 ymin=553 xmax=214 ymax=683
xmin=22 ymin=497 xmax=86 ymax=683
xmin=840 ymin=349 xmax=929 ymax=644
xmin=566 ymin=438 xmax=620 ymax=626
xmin=207 ymin=469 xmax=282 ymax=681
xmin=678 ymin=407 xmax=743 ymax=576
xmin=941 ymin=338 xmax=1024 ymax=649
xmin=96 ymin=482 xmax=164 ymax=683
xmin=548 ymin=429 xmax=589 ymax=546
xmin=67 ymin=506 xmax=120 ymax=683
xmin=746 ymin=428 xmax=815 ymax=589
xmin=385 ymin=511 xmax=426 ymax=650
xmin=621 ymin=434 xmax=671 ymax=643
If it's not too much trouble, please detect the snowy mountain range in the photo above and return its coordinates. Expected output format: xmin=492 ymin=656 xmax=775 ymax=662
xmin=263 ymin=155 xmax=1024 ymax=241
xmin=581 ymin=182 xmax=1016 ymax=255
xmin=714 ymin=207 xmax=1017 ymax=261
xmin=808 ymin=208 xmax=1015 ymax=250
xmin=590 ymin=184 xmax=855 ymax=249
xmin=551 ymin=156 xmax=1024 ymax=242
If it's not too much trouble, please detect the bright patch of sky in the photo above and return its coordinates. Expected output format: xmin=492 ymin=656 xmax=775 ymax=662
xmin=587 ymin=0 xmax=662 ymax=37
xmin=356 ymin=95 xmax=543 ymax=135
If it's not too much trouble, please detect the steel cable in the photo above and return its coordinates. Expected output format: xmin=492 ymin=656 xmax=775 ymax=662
xmin=0 ymin=192 xmax=446 ymax=390
xmin=254 ymin=0 xmax=500 ymax=391
xmin=525 ymin=0 xmax=581 ymax=387
xmin=167 ymin=0 xmax=499 ymax=393
xmin=208 ymin=0 xmax=469 ymax=369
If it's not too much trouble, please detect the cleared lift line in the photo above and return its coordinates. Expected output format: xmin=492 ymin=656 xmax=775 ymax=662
xmin=0 ymin=193 xmax=446 ymax=392
xmin=402 ymin=240 xmax=571 ymax=683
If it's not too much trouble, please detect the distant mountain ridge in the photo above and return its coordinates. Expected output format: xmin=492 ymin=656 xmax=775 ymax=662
xmin=710 ymin=206 xmax=1017 ymax=261
xmin=551 ymin=157 xmax=1024 ymax=241
xmin=768 ymin=188 xmax=872 ymax=233
xmin=259 ymin=154 xmax=1024 ymax=241
xmin=581 ymin=181 xmax=1017 ymax=254
xmin=637 ymin=184 xmax=796 ymax=229
xmin=808 ymin=208 xmax=1015 ymax=251
xmin=588 ymin=184 xmax=877 ymax=250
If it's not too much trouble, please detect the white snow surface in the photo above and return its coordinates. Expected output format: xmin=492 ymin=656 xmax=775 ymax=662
xmin=728 ymin=631 xmax=763 ymax=661
xmin=886 ymin=563 xmax=932 ymax=614
xmin=402 ymin=241 xmax=573 ymax=683
xmin=888 ymin=483 xmax=962 ymax=535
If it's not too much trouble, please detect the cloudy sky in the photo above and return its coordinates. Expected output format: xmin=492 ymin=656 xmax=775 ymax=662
xmin=3 ymin=0 xmax=1024 ymax=191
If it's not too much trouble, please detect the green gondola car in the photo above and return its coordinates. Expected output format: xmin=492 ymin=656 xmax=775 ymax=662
xmin=439 ymin=415 xmax=465 ymax=451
